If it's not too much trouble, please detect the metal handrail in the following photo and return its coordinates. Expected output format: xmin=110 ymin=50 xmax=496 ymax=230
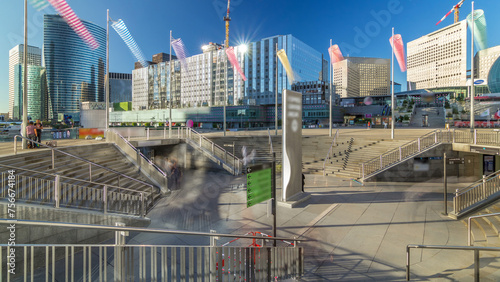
xmin=0 ymin=219 xmax=302 ymax=243
xmin=468 ymin=212 xmax=500 ymax=246
xmin=188 ymin=128 xmax=242 ymax=162
xmin=13 ymin=134 xmax=155 ymax=190
xmin=406 ymin=244 xmax=500 ymax=281
xmin=323 ymin=129 xmax=340 ymax=176
xmin=0 ymin=163 xmax=149 ymax=195
xmin=109 ymin=130 xmax=167 ymax=177
xmin=457 ymin=169 xmax=500 ymax=195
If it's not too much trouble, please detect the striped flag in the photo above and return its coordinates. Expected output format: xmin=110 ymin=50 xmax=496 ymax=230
xmin=171 ymin=37 xmax=188 ymax=70
xmin=328 ymin=44 xmax=344 ymax=65
xmin=389 ymin=34 xmax=407 ymax=72
xmin=111 ymin=19 xmax=149 ymax=68
xmin=29 ymin=0 xmax=49 ymax=11
xmin=226 ymin=47 xmax=247 ymax=81
xmin=277 ymin=49 xmax=295 ymax=83
xmin=45 ymin=0 xmax=99 ymax=50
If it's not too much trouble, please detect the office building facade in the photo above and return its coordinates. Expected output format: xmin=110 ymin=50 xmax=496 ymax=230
xmin=475 ymin=45 xmax=500 ymax=81
xmin=13 ymin=65 xmax=47 ymax=121
xmin=109 ymin=72 xmax=132 ymax=103
xmin=8 ymin=44 xmax=42 ymax=120
xmin=332 ymin=57 xmax=390 ymax=98
xmin=407 ymin=21 xmax=468 ymax=89
xmin=244 ymin=35 xmax=323 ymax=105
xmin=44 ymin=14 xmax=106 ymax=120
xmin=292 ymin=81 xmax=330 ymax=105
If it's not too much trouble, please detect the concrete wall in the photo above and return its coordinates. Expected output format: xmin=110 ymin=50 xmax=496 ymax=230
xmin=0 ymin=203 xmax=150 ymax=245
xmin=369 ymin=144 xmax=483 ymax=182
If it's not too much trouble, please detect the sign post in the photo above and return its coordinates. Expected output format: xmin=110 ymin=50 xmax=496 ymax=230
xmin=246 ymin=163 xmax=272 ymax=208
xmin=443 ymin=152 xmax=447 ymax=215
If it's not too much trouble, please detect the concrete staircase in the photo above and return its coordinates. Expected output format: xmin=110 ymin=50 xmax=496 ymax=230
xmin=465 ymin=202 xmax=500 ymax=247
xmin=409 ymin=107 xmax=445 ymax=128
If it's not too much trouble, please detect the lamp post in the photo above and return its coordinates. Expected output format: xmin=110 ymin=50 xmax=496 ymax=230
xmin=105 ymin=9 xmax=110 ymax=136
xmin=391 ymin=27 xmax=395 ymax=139
xmin=169 ymin=30 xmax=173 ymax=138
xmin=470 ymin=2 xmax=475 ymax=130
xmin=275 ymin=42 xmax=278 ymax=135
xmin=22 ymin=0 xmax=28 ymax=149
xmin=329 ymin=39 xmax=333 ymax=137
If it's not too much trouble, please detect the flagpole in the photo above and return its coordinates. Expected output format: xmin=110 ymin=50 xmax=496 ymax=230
xmin=275 ymin=42 xmax=278 ymax=136
xmin=169 ymin=30 xmax=172 ymax=138
xmin=329 ymin=39 xmax=333 ymax=137
xmin=22 ymin=0 xmax=28 ymax=149
xmin=391 ymin=27 xmax=395 ymax=139
xmin=470 ymin=1 xmax=475 ymax=130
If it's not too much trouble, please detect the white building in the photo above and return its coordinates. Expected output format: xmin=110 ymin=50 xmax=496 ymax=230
xmin=8 ymin=44 xmax=42 ymax=120
xmin=475 ymin=45 xmax=500 ymax=81
xmin=407 ymin=21 xmax=468 ymax=89
xmin=132 ymin=67 xmax=148 ymax=111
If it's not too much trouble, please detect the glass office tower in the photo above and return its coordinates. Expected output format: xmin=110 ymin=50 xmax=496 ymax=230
xmin=13 ymin=65 xmax=47 ymax=121
xmin=244 ymin=35 xmax=323 ymax=105
xmin=44 ymin=14 xmax=106 ymax=120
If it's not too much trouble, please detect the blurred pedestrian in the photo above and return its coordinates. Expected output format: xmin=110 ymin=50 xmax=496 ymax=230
xmin=35 ymin=119 xmax=43 ymax=147
xmin=26 ymin=121 xmax=37 ymax=149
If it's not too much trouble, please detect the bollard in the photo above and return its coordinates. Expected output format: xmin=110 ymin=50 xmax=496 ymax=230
xmin=54 ymin=174 xmax=61 ymax=208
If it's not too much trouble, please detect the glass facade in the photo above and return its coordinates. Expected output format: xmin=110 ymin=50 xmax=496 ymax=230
xmin=14 ymin=64 xmax=47 ymax=121
xmin=489 ymin=57 xmax=500 ymax=93
xmin=244 ymin=35 xmax=323 ymax=105
xmin=44 ymin=14 xmax=106 ymax=120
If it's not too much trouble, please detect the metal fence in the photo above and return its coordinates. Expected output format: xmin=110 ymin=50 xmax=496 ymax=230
xmin=0 ymin=165 xmax=150 ymax=217
xmin=453 ymin=171 xmax=500 ymax=216
xmin=0 ymin=219 xmax=303 ymax=281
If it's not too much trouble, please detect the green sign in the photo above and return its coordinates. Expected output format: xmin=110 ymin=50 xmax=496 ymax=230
xmin=246 ymin=163 xmax=272 ymax=207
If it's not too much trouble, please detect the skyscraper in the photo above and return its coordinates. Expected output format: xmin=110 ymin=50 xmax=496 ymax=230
xmin=474 ymin=45 xmax=500 ymax=80
xmin=407 ymin=21 xmax=468 ymax=89
xmin=8 ymin=44 xmax=42 ymax=120
xmin=44 ymin=14 xmax=106 ymax=120
xmin=13 ymin=65 xmax=47 ymax=121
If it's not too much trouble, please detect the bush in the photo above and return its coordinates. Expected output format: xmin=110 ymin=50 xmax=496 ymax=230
xmin=446 ymin=112 xmax=453 ymax=118
xmin=452 ymin=108 xmax=459 ymax=114
xmin=403 ymin=115 xmax=410 ymax=121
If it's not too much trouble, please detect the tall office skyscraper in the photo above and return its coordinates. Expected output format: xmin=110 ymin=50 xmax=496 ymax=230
xmin=8 ymin=44 xmax=42 ymax=120
xmin=244 ymin=35 xmax=323 ymax=105
xmin=13 ymin=65 xmax=47 ymax=121
xmin=44 ymin=14 xmax=106 ymax=120
xmin=407 ymin=21 xmax=468 ymax=89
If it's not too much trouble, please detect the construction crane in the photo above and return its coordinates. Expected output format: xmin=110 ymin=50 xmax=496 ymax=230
xmin=436 ymin=0 xmax=465 ymax=25
xmin=223 ymin=0 xmax=231 ymax=48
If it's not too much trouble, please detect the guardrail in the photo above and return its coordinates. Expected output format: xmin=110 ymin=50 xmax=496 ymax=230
xmin=0 ymin=164 xmax=151 ymax=216
xmin=406 ymin=244 xmax=500 ymax=281
xmin=13 ymin=135 xmax=155 ymax=192
xmin=454 ymin=171 xmax=500 ymax=216
xmin=468 ymin=213 xmax=500 ymax=246
xmin=0 ymin=219 xmax=303 ymax=281
xmin=323 ymin=129 xmax=340 ymax=176
xmin=185 ymin=128 xmax=242 ymax=175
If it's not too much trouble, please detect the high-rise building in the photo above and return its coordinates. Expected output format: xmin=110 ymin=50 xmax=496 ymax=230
xmin=109 ymin=72 xmax=132 ymax=103
xmin=44 ymin=14 xmax=106 ymax=120
xmin=474 ymin=45 xmax=500 ymax=80
xmin=13 ymin=65 xmax=47 ymax=121
xmin=332 ymin=57 xmax=390 ymax=98
xmin=292 ymin=81 xmax=329 ymax=105
xmin=244 ymin=35 xmax=323 ymax=105
xmin=407 ymin=21 xmax=468 ymax=89
xmin=8 ymin=44 xmax=42 ymax=119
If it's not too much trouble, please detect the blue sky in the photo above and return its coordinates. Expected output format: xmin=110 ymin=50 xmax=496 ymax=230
xmin=1 ymin=0 xmax=500 ymax=113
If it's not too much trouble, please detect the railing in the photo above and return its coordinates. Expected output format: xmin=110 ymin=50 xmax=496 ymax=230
xmin=468 ymin=213 xmax=500 ymax=246
xmin=406 ymin=244 xmax=500 ymax=282
xmin=0 ymin=164 xmax=152 ymax=217
xmin=0 ymin=219 xmax=303 ymax=281
xmin=13 ymin=135 xmax=155 ymax=192
xmin=268 ymin=128 xmax=274 ymax=154
xmin=454 ymin=171 xmax=500 ymax=216
xmin=185 ymin=128 xmax=242 ymax=175
xmin=323 ymin=129 xmax=340 ymax=176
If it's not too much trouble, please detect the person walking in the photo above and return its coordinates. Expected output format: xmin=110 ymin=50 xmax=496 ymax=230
xmin=34 ymin=119 xmax=43 ymax=147
xmin=26 ymin=121 xmax=37 ymax=148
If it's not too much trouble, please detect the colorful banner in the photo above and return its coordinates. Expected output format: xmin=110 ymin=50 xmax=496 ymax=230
xmin=45 ymin=0 xmax=99 ymax=50
xmin=29 ymin=0 xmax=49 ymax=10
xmin=328 ymin=44 xmax=344 ymax=65
xmin=79 ymin=128 xmax=104 ymax=139
xmin=112 ymin=19 xmax=149 ymax=68
xmin=277 ymin=49 xmax=295 ymax=83
xmin=225 ymin=47 xmax=247 ymax=81
xmin=171 ymin=37 xmax=188 ymax=70
xmin=389 ymin=34 xmax=406 ymax=72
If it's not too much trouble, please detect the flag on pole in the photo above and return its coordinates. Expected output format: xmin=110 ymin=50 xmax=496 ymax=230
xmin=171 ymin=37 xmax=188 ymax=71
xmin=111 ymin=19 xmax=149 ymax=68
xmin=328 ymin=44 xmax=344 ymax=65
xmin=495 ymin=110 xmax=500 ymax=120
xmin=480 ymin=108 xmax=490 ymax=117
xmin=226 ymin=47 xmax=247 ymax=81
xmin=45 ymin=0 xmax=99 ymax=50
xmin=277 ymin=49 xmax=295 ymax=83
xmin=389 ymin=34 xmax=406 ymax=72
xmin=29 ymin=0 xmax=49 ymax=10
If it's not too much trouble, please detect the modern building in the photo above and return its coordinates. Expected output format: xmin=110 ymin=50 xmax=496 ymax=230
xmin=8 ymin=44 xmax=42 ymax=120
xmin=44 ymin=14 xmax=106 ymax=120
xmin=475 ymin=45 xmax=500 ymax=81
xmin=244 ymin=34 xmax=323 ymax=105
xmin=292 ymin=81 xmax=330 ymax=105
xmin=13 ymin=65 xmax=47 ymax=121
xmin=391 ymin=81 xmax=402 ymax=93
xmin=407 ymin=20 xmax=468 ymax=89
xmin=489 ymin=56 xmax=500 ymax=93
xmin=152 ymin=53 xmax=176 ymax=64
xmin=332 ymin=57 xmax=390 ymax=98
xmin=109 ymin=72 xmax=132 ymax=103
